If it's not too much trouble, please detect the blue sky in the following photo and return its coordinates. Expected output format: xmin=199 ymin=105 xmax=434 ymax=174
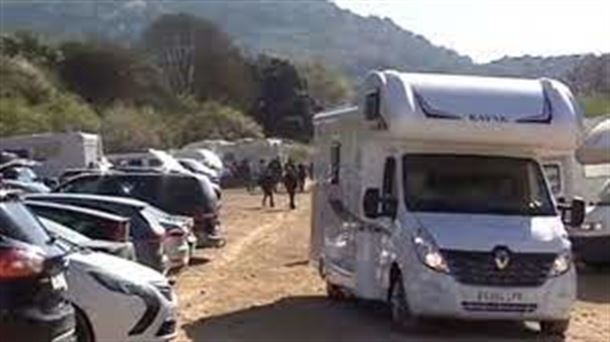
xmin=334 ymin=0 xmax=610 ymax=63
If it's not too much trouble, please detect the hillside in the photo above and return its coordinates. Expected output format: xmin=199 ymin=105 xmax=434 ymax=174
xmin=1 ymin=0 xmax=608 ymax=105
xmin=0 ymin=0 xmax=476 ymax=77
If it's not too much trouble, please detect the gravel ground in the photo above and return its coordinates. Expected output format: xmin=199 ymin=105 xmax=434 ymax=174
xmin=175 ymin=189 xmax=610 ymax=342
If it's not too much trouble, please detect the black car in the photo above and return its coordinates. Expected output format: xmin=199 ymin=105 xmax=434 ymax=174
xmin=0 ymin=190 xmax=75 ymax=341
xmin=56 ymin=172 xmax=223 ymax=247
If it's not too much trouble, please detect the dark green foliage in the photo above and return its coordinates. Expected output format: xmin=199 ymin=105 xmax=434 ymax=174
xmin=58 ymin=41 xmax=176 ymax=110
xmin=251 ymin=55 xmax=316 ymax=141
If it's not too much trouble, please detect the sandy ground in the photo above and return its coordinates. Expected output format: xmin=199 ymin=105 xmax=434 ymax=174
xmin=175 ymin=189 xmax=609 ymax=342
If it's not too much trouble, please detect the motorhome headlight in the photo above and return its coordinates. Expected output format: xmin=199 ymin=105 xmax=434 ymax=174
xmin=413 ymin=229 xmax=449 ymax=273
xmin=549 ymin=250 xmax=572 ymax=277
xmin=581 ymin=221 xmax=604 ymax=231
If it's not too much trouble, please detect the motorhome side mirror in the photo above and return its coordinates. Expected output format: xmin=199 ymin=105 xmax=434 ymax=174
xmin=569 ymin=197 xmax=586 ymax=227
xmin=363 ymin=188 xmax=381 ymax=218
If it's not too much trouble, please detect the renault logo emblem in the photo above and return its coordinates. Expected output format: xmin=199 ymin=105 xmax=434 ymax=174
xmin=494 ymin=249 xmax=511 ymax=270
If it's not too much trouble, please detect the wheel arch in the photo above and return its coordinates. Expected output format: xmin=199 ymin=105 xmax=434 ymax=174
xmin=72 ymin=302 xmax=95 ymax=342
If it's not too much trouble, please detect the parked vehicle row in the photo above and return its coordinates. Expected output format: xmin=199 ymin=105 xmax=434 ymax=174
xmin=1 ymin=187 xmax=180 ymax=341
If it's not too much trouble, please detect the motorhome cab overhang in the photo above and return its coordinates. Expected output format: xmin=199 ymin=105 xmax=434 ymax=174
xmin=310 ymin=70 xmax=585 ymax=335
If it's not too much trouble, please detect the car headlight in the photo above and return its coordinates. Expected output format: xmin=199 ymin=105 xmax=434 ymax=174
xmin=581 ymin=221 xmax=604 ymax=231
xmin=413 ymin=229 xmax=449 ymax=273
xmin=549 ymin=250 xmax=572 ymax=277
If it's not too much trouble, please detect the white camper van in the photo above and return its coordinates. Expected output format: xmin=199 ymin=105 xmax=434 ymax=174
xmin=310 ymin=71 xmax=585 ymax=336
xmin=0 ymin=132 xmax=102 ymax=179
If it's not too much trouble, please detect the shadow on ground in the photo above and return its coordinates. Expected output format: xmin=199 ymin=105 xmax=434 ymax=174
xmin=184 ymin=296 xmax=549 ymax=342
xmin=576 ymin=266 xmax=610 ymax=303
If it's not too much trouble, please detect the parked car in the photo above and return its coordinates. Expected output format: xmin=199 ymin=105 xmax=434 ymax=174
xmin=39 ymin=216 xmax=136 ymax=261
xmin=25 ymin=194 xmax=168 ymax=273
xmin=178 ymin=158 xmax=221 ymax=185
xmin=55 ymin=229 xmax=178 ymax=341
xmin=569 ymin=181 xmax=610 ymax=266
xmin=56 ymin=172 xmax=223 ymax=248
xmin=146 ymin=206 xmax=194 ymax=270
xmin=0 ymin=159 xmax=50 ymax=193
xmin=0 ymin=190 xmax=75 ymax=341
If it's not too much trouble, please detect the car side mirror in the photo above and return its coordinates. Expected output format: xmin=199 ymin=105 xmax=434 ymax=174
xmin=363 ymin=188 xmax=398 ymax=219
xmin=363 ymin=188 xmax=381 ymax=218
xmin=569 ymin=197 xmax=585 ymax=227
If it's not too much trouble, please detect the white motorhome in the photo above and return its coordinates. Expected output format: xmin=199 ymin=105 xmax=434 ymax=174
xmin=0 ymin=132 xmax=102 ymax=179
xmin=570 ymin=117 xmax=610 ymax=265
xmin=310 ymin=70 xmax=585 ymax=336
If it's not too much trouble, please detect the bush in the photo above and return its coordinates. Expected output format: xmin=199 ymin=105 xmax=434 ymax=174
xmin=0 ymin=56 xmax=56 ymax=104
xmin=175 ymin=101 xmax=264 ymax=145
xmin=0 ymin=95 xmax=100 ymax=136
xmin=100 ymin=105 xmax=167 ymax=153
xmin=579 ymin=93 xmax=610 ymax=117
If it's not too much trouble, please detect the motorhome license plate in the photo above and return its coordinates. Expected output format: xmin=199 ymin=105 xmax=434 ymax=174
xmin=474 ymin=290 xmax=525 ymax=303
xmin=50 ymin=274 xmax=68 ymax=291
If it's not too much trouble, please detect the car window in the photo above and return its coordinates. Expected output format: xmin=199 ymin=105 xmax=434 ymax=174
xmin=0 ymin=201 xmax=51 ymax=246
xmin=60 ymin=175 xmax=101 ymax=193
xmin=27 ymin=206 xmax=110 ymax=240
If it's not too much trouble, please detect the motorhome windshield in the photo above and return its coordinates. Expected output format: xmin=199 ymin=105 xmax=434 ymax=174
xmin=403 ymin=155 xmax=556 ymax=216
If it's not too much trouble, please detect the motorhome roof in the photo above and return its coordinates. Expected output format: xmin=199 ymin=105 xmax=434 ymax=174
xmin=317 ymin=70 xmax=583 ymax=153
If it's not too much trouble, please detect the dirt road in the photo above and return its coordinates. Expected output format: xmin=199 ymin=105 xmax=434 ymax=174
xmin=176 ymin=190 xmax=609 ymax=342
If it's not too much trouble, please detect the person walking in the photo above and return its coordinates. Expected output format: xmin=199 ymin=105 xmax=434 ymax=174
xmin=283 ymin=162 xmax=299 ymax=209
xmin=297 ymin=163 xmax=308 ymax=192
xmin=259 ymin=164 xmax=275 ymax=208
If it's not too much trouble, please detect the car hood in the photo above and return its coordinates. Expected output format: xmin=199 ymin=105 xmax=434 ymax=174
xmin=68 ymin=250 xmax=166 ymax=284
xmin=411 ymin=212 xmax=569 ymax=253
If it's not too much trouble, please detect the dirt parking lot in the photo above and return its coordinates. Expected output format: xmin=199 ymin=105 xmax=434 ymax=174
xmin=175 ymin=189 xmax=609 ymax=342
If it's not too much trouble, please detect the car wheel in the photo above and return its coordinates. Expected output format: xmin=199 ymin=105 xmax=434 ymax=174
xmin=540 ymin=319 xmax=570 ymax=337
xmin=388 ymin=271 xmax=418 ymax=331
xmin=75 ymin=307 xmax=94 ymax=342
xmin=326 ymin=280 xmax=347 ymax=300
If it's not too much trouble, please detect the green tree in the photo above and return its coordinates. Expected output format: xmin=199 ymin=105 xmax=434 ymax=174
xmin=0 ymin=31 xmax=62 ymax=66
xmin=251 ymin=55 xmax=314 ymax=141
xmin=59 ymin=41 xmax=174 ymax=109
xmin=296 ymin=59 xmax=354 ymax=108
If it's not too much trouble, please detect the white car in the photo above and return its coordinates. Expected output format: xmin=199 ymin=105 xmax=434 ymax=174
xmin=54 ymin=229 xmax=178 ymax=341
xmin=570 ymin=181 xmax=610 ymax=265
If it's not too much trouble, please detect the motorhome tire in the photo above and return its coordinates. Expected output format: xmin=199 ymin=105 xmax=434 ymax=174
xmin=389 ymin=272 xmax=417 ymax=331
xmin=540 ymin=319 xmax=569 ymax=337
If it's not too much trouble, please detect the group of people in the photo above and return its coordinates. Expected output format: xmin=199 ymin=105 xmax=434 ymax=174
xmin=232 ymin=157 xmax=307 ymax=209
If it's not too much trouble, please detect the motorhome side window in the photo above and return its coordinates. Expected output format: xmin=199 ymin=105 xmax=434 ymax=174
xmin=330 ymin=142 xmax=341 ymax=184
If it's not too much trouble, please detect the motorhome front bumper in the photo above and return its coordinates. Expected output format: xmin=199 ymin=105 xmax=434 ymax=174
xmin=405 ymin=264 xmax=575 ymax=321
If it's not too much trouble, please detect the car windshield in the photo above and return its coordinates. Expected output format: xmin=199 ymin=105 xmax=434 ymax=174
xmin=402 ymin=154 xmax=556 ymax=216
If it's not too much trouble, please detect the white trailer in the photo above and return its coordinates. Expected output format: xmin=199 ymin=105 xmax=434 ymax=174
xmin=310 ymin=70 xmax=585 ymax=336
xmin=0 ymin=132 xmax=102 ymax=179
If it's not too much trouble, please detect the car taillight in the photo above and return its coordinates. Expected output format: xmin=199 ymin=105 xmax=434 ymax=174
xmin=165 ymin=228 xmax=185 ymax=238
xmin=0 ymin=248 xmax=44 ymax=279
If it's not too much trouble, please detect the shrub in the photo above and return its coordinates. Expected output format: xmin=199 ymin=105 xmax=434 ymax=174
xmin=176 ymin=101 xmax=264 ymax=145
